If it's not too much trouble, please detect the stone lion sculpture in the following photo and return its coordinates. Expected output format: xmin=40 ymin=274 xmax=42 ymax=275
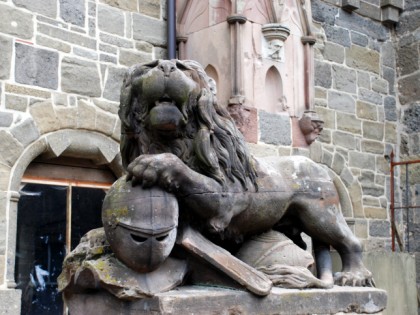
xmin=118 ymin=59 xmax=374 ymax=288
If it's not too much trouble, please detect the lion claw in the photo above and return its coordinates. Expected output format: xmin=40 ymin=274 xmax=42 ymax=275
xmin=334 ymin=270 xmax=375 ymax=287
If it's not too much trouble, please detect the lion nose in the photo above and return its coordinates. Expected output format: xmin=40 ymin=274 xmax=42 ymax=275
xmin=158 ymin=60 xmax=176 ymax=77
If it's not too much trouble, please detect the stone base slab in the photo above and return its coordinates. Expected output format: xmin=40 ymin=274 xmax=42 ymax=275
xmin=65 ymin=285 xmax=387 ymax=315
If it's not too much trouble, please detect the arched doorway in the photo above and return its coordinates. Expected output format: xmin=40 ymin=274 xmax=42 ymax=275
xmin=5 ymin=129 xmax=123 ymax=314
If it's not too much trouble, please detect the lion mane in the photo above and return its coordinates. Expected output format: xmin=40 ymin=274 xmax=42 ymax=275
xmin=118 ymin=60 xmax=257 ymax=190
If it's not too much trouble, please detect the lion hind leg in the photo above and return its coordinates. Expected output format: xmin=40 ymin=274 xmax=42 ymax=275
xmin=292 ymin=197 xmax=375 ymax=287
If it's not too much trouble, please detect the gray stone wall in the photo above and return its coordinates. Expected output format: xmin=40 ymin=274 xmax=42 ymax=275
xmin=0 ymin=0 xmax=166 ymax=308
xmin=310 ymin=0 xmax=397 ymax=251
xmin=395 ymin=0 xmax=420 ymax=297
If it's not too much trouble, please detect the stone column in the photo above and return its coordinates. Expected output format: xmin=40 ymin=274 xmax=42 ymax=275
xmin=176 ymin=35 xmax=188 ymax=60
xmin=5 ymin=191 xmax=20 ymax=288
xmin=301 ymin=35 xmax=316 ymax=112
xmin=227 ymin=14 xmax=247 ymax=106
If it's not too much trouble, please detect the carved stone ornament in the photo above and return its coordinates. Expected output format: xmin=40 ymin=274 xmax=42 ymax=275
xmin=262 ymin=24 xmax=290 ymax=61
xmin=59 ymin=60 xmax=375 ymax=307
xmin=299 ymin=110 xmax=324 ymax=145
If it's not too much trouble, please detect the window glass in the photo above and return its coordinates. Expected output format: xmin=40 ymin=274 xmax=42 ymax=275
xmin=15 ymin=183 xmax=106 ymax=315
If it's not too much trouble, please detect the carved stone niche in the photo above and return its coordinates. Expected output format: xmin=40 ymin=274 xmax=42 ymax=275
xmin=176 ymin=0 xmax=322 ymax=146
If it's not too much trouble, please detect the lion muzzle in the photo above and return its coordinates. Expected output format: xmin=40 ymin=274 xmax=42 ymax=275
xmin=149 ymin=103 xmax=185 ymax=133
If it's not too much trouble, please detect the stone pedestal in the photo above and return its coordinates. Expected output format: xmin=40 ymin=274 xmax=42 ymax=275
xmin=64 ymin=285 xmax=387 ymax=315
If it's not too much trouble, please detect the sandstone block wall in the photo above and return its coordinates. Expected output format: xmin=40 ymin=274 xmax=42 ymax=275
xmin=0 ymin=0 xmax=166 ymax=295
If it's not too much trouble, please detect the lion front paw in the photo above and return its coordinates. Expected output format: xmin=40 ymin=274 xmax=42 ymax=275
xmin=334 ymin=269 xmax=375 ymax=287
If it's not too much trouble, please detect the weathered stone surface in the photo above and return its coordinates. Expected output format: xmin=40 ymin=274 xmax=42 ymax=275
xmin=0 ymin=112 xmax=13 ymax=128
xmin=351 ymin=31 xmax=369 ymax=47
xmin=328 ymin=91 xmax=356 ymax=113
xmin=98 ymin=4 xmax=125 ymax=36
xmin=100 ymin=32 xmax=133 ymax=48
xmin=38 ymin=23 xmax=96 ymax=50
xmin=10 ymin=119 xmax=39 ymax=147
xmin=56 ymin=106 xmax=77 ymax=129
xmin=99 ymin=0 xmax=137 ymax=12
xmin=333 ymin=65 xmax=357 ymax=93
xmin=318 ymin=129 xmax=331 ymax=143
xmin=29 ymin=100 xmax=60 ymax=134
xmin=315 ymin=106 xmax=335 ymax=129
xmin=359 ymin=88 xmax=383 ymax=105
xmin=0 ymin=130 xmax=24 ymax=167
xmin=346 ymin=45 xmax=380 ymax=74
xmin=135 ymin=41 xmax=154 ymax=53
xmin=103 ymin=66 xmax=127 ymax=102
xmin=337 ymin=9 xmax=389 ymax=41
xmin=60 ymin=0 xmax=85 ymax=26
xmin=382 ymin=66 xmax=395 ymax=95
xmin=384 ymin=96 xmax=397 ymax=121
xmin=36 ymin=35 xmax=72 ymax=53
xmin=15 ymin=43 xmax=59 ymax=90
xmin=396 ymin=44 xmax=418 ymax=76
xmin=354 ymin=219 xmax=368 ymax=238
xmin=349 ymin=151 xmax=376 ymax=169
xmin=383 ymin=122 xmax=397 ymax=143
xmin=356 ymin=100 xmax=378 ymax=121
xmin=362 ymin=183 xmax=385 ymax=197
xmin=364 ymin=207 xmax=387 ymax=219
xmin=369 ymin=220 xmax=391 ymax=237
xmin=333 ymin=131 xmax=357 ymax=150
xmin=381 ymin=41 xmax=395 ymax=69
xmin=88 ymin=1 xmax=96 ymax=16
xmin=64 ymin=286 xmax=387 ymax=315
xmin=93 ymin=99 xmax=119 ymax=114
xmin=76 ymin=100 xmax=97 ymax=130
xmin=361 ymin=140 xmax=384 ymax=154
xmin=396 ymin=9 xmax=420 ymax=35
xmin=323 ymin=42 xmax=344 ymax=63
xmin=0 ymin=289 xmax=21 ymax=315
xmin=324 ymin=25 xmax=351 ymax=47
xmin=139 ymin=0 xmax=161 ymax=19
xmin=5 ymin=84 xmax=51 ymax=99
xmin=0 ymin=4 xmax=33 ymax=39
xmin=5 ymin=94 xmax=27 ymax=112
xmin=100 ymin=43 xmax=118 ymax=54
xmin=61 ymin=57 xmax=101 ymax=97
xmin=363 ymin=121 xmax=384 ymax=141
xmin=311 ymin=0 xmax=338 ymax=25
xmin=73 ymin=47 xmax=98 ymax=60
xmin=100 ymin=54 xmax=118 ymax=64
xmin=96 ymin=110 xmax=117 ymax=136
xmin=402 ymin=104 xmax=420 ymax=133
xmin=357 ymin=71 xmax=370 ymax=89
xmin=315 ymin=61 xmax=332 ymax=88
xmin=119 ymin=49 xmax=152 ymax=66
xmin=0 ymin=35 xmax=12 ymax=79
xmin=259 ymin=111 xmax=291 ymax=146
xmin=331 ymin=152 xmax=345 ymax=175
xmin=132 ymin=13 xmax=166 ymax=46
xmin=398 ymin=72 xmax=420 ymax=105
xmin=152 ymin=42 xmax=167 ymax=57
xmin=371 ymin=76 xmax=388 ymax=94
xmin=89 ymin=16 xmax=96 ymax=37
xmin=348 ymin=181 xmax=364 ymax=217
xmin=13 ymin=0 xmax=56 ymax=17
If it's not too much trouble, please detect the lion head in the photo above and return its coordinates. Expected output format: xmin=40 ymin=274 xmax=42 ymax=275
xmin=119 ymin=59 xmax=257 ymax=190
